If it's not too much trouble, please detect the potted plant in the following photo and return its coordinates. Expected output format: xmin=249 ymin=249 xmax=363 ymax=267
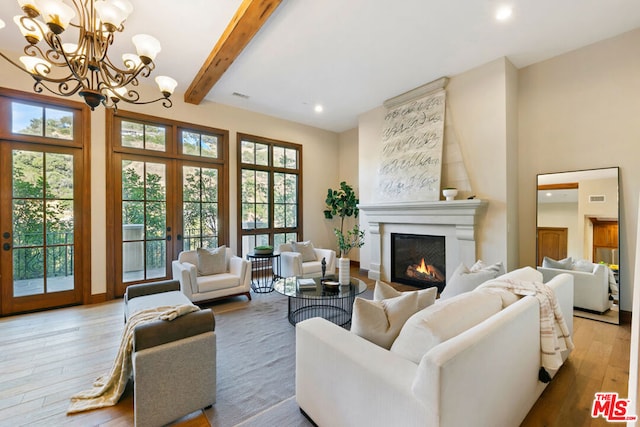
xmin=324 ymin=181 xmax=365 ymax=284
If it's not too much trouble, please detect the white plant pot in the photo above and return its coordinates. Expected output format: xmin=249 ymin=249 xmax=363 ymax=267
xmin=442 ymin=188 xmax=458 ymax=201
xmin=338 ymin=257 xmax=351 ymax=285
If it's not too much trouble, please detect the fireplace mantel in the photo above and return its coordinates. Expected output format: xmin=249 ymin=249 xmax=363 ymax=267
xmin=358 ymin=200 xmax=487 ymax=282
xmin=358 ymin=199 xmax=487 ymax=226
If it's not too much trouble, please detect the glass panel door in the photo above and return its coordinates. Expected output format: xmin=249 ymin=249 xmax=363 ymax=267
xmin=0 ymin=143 xmax=82 ymax=314
xmin=117 ymin=157 xmax=170 ymax=294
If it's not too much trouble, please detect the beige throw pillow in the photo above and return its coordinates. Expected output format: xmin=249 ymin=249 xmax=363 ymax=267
xmin=439 ymin=260 xmax=505 ymax=300
xmin=197 ymin=246 xmax=226 ymax=276
xmin=373 ymin=280 xmax=437 ymax=310
xmin=292 ymin=241 xmax=317 ymax=262
xmin=350 ymin=292 xmax=419 ymax=349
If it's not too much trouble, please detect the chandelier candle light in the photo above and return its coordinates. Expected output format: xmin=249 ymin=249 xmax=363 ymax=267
xmin=0 ymin=0 xmax=177 ymax=110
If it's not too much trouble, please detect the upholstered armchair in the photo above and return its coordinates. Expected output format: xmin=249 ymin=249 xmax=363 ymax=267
xmin=278 ymin=241 xmax=336 ymax=278
xmin=172 ymin=246 xmax=252 ymax=303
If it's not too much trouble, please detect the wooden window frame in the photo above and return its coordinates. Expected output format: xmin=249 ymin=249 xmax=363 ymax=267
xmin=237 ymin=133 xmax=303 ymax=254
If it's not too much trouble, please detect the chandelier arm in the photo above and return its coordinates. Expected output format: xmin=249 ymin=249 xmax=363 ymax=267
xmin=117 ymin=95 xmax=173 ymax=108
xmin=43 ymin=32 xmax=92 ymax=89
xmin=33 ymin=78 xmax=84 ymax=98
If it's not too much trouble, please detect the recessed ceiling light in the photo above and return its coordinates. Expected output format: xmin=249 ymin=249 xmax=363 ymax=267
xmin=314 ymin=104 xmax=323 ymax=113
xmin=0 ymin=18 xmax=6 ymax=29
xmin=546 ymin=192 xmax=553 ymax=197
xmin=495 ymin=5 xmax=513 ymax=21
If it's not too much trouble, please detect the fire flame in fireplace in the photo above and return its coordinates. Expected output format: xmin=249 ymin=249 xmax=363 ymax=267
xmin=416 ymin=258 xmax=433 ymax=275
xmin=406 ymin=258 xmax=445 ymax=283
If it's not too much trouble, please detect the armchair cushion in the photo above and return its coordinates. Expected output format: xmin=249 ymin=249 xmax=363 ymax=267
xmin=292 ymin=241 xmax=317 ymax=262
xmin=197 ymin=246 xmax=226 ymax=276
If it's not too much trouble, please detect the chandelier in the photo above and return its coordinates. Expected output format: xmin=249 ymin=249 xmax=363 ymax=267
xmin=0 ymin=0 xmax=177 ymax=110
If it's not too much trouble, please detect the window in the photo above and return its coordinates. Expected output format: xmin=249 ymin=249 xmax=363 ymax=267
xmin=238 ymin=134 xmax=302 ymax=257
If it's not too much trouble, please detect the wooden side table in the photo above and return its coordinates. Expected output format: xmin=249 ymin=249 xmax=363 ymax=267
xmin=246 ymin=252 xmax=281 ymax=293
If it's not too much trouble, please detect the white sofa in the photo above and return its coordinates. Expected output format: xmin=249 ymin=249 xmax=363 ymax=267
xmin=172 ymin=248 xmax=251 ymax=303
xmin=278 ymin=243 xmax=336 ymax=278
xmin=296 ymin=269 xmax=573 ymax=427
xmin=538 ymin=263 xmax=609 ymax=313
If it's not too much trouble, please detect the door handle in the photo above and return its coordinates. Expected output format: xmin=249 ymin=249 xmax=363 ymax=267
xmin=176 ymin=234 xmax=182 ymax=241
xmin=2 ymin=243 xmax=10 ymax=251
xmin=2 ymin=232 xmax=9 ymax=239
xmin=166 ymin=235 xmax=172 ymax=241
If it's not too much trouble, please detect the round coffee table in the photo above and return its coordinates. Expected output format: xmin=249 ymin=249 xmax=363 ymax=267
xmin=273 ymin=276 xmax=367 ymax=327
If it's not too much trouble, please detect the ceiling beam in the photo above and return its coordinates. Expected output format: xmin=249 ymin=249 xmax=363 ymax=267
xmin=184 ymin=0 xmax=283 ymax=105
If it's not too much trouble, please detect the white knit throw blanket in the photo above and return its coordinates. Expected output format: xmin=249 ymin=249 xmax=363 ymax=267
xmin=477 ymin=278 xmax=574 ymax=372
xmin=67 ymin=303 xmax=199 ymax=414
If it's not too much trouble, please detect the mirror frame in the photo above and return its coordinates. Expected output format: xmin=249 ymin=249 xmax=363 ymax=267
xmin=536 ymin=167 xmax=620 ymax=324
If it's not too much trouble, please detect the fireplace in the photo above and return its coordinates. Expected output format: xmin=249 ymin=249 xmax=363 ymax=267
xmin=358 ymin=199 xmax=487 ymax=286
xmin=391 ymin=233 xmax=446 ymax=292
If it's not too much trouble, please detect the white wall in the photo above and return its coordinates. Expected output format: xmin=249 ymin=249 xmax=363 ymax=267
xmin=1 ymin=59 xmax=340 ymax=297
xmin=336 ymin=127 xmax=361 ymax=260
xmin=518 ymin=28 xmax=640 ymax=312
xmin=358 ymin=58 xmax=515 ymax=274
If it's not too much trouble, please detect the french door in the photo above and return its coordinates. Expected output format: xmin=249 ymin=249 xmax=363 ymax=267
xmin=113 ymin=155 xmax=224 ymax=296
xmin=107 ymin=111 xmax=228 ymax=297
xmin=114 ymin=154 xmax=173 ymax=296
xmin=0 ymin=143 xmax=84 ymax=314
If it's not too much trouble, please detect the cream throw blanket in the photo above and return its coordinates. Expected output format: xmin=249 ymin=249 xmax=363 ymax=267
xmin=67 ymin=303 xmax=199 ymax=414
xmin=477 ymin=278 xmax=574 ymax=372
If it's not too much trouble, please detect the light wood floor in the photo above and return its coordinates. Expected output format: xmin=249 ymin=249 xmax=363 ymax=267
xmin=0 ymin=271 xmax=632 ymax=426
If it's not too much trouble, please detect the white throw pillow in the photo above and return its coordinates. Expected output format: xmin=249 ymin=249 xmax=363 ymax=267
xmin=390 ymin=289 xmax=503 ymax=364
xmin=374 ymin=280 xmax=437 ymax=310
xmin=439 ymin=261 xmax=503 ymax=300
xmin=469 ymin=260 xmax=505 ymax=275
xmin=197 ymin=246 xmax=226 ymax=276
xmin=350 ymin=292 xmax=419 ymax=349
xmin=542 ymin=256 xmax=573 ymax=270
xmin=292 ymin=241 xmax=317 ymax=262
xmin=572 ymin=259 xmax=595 ymax=273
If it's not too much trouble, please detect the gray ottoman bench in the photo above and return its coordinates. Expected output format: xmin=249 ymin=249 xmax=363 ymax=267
xmin=124 ymin=280 xmax=216 ymax=427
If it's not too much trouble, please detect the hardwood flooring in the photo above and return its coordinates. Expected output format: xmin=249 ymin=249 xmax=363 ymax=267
xmin=0 ymin=270 xmax=632 ymax=426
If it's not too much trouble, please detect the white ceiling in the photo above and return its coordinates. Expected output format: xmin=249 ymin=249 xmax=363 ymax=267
xmin=1 ymin=0 xmax=640 ymax=132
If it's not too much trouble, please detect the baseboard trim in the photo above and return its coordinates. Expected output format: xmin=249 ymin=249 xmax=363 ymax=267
xmin=89 ymin=293 xmax=108 ymax=304
xmin=621 ymin=310 xmax=632 ymax=325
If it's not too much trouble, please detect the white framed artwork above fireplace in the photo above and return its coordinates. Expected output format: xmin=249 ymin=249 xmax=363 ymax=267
xmin=358 ymin=199 xmax=487 ymax=284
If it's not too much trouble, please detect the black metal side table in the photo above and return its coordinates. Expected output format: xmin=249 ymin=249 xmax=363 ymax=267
xmin=247 ymin=252 xmax=281 ymax=293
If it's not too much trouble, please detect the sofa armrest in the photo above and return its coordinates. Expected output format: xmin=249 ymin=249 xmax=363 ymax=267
xmin=133 ymin=308 xmax=215 ymax=352
xmin=229 ymin=255 xmax=244 ymax=277
xmin=296 ymin=317 xmax=424 ymax=427
xmin=280 ymin=251 xmax=303 ymax=277
xmin=133 ymin=331 xmax=216 ymax=427
xmin=125 ymin=280 xmax=180 ymax=303
xmin=313 ymin=248 xmax=336 ymax=274
xmin=414 ymin=297 xmax=543 ymax=427
xmin=172 ymin=260 xmax=198 ymax=298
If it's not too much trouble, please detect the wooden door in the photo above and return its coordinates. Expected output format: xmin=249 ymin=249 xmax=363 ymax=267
xmin=537 ymin=227 xmax=568 ymax=266
xmin=0 ymin=143 xmax=84 ymax=314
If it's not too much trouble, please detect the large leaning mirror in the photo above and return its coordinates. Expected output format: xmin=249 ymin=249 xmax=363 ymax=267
xmin=536 ymin=167 xmax=620 ymax=325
